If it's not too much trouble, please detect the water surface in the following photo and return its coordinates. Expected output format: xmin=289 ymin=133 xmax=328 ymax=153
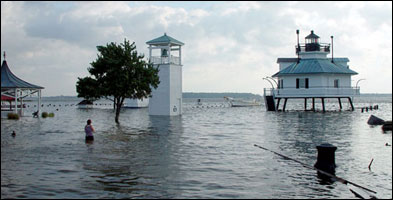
xmin=1 ymin=96 xmax=392 ymax=198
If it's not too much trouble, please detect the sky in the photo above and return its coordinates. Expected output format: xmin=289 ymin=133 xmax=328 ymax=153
xmin=1 ymin=1 xmax=392 ymax=96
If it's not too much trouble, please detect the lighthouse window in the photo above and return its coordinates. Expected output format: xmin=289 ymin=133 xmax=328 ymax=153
xmin=296 ymin=78 xmax=309 ymax=89
xmin=334 ymin=79 xmax=339 ymax=88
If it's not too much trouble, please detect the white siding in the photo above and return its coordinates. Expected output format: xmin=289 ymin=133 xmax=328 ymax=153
xmin=149 ymin=63 xmax=182 ymax=116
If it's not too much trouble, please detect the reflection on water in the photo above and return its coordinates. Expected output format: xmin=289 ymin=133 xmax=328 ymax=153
xmin=1 ymin=97 xmax=392 ymax=198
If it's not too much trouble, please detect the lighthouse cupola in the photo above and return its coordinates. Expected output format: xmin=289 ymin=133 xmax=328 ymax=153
xmin=297 ymin=30 xmax=330 ymax=59
xmin=305 ymin=30 xmax=320 ymax=52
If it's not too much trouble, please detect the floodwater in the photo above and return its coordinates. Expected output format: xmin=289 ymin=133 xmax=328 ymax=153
xmin=1 ymin=96 xmax=392 ymax=199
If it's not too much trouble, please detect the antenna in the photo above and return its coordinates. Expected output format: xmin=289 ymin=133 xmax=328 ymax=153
xmin=331 ymin=36 xmax=334 ymax=63
xmin=296 ymin=30 xmax=300 ymax=63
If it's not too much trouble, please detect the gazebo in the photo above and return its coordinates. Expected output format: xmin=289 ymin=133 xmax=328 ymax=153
xmin=1 ymin=52 xmax=44 ymax=117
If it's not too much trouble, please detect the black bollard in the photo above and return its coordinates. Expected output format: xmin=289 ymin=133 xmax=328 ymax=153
xmin=361 ymin=108 xmax=364 ymax=113
xmin=369 ymin=106 xmax=373 ymax=111
xmin=365 ymin=107 xmax=368 ymax=112
xmin=314 ymin=143 xmax=337 ymax=174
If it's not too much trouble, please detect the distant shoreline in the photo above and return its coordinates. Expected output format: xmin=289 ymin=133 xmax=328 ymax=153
xmin=29 ymin=92 xmax=392 ymax=100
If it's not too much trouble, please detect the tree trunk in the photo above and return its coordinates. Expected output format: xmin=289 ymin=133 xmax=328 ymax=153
xmin=114 ymin=97 xmax=125 ymax=124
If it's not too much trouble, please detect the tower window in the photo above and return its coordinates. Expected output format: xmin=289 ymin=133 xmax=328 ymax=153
xmin=296 ymin=78 xmax=309 ymax=89
xmin=334 ymin=79 xmax=339 ymax=88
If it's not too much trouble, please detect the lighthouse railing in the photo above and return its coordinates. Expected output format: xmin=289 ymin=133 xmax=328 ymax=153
xmin=275 ymin=87 xmax=360 ymax=97
xmin=296 ymin=43 xmax=330 ymax=54
xmin=150 ymin=55 xmax=180 ymax=65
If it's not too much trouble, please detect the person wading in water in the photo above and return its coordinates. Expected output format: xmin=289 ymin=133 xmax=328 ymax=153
xmin=85 ymin=119 xmax=95 ymax=143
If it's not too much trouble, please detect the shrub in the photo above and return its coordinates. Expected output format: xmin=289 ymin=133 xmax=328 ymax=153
xmin=7 ymin=113 xmax=19 ymax=120
xmin=41 ymin=112 xmax=48 ymax=118
xmin=48 ymin=112 xmax=55 ymax=117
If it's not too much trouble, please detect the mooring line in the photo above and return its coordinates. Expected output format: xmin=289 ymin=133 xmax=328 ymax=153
xmin=253 ymin=144 xmax=377 ymax=194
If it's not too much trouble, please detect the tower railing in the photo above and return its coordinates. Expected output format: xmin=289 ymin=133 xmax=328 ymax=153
xmin=296 ymin=43 xmax=330 ymax=54
xmin=150 ymin=55 xmax=180 ymax=65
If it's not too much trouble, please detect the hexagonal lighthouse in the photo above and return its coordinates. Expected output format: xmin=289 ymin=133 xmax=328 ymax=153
xmin=147 ymin=33 xmax=184 ymax=116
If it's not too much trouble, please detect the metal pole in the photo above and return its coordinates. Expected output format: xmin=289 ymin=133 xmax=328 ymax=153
xmin=331 ymin=36 xmax=334 ymax=63
xmin=263 ymin=78 xmax=274 ymax=89
xmin=296 ymin=30 xmax=300 ymax=63
xmin=266 ymin=76 xmax=278 ymax=87
xmin=355 ymin=79 xmax=365 ymax=89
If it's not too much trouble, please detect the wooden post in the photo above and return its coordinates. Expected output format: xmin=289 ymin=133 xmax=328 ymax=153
xmin=321 ymin=97 xmax=325 ymax=112
xmin=312 ymin=98 xmax=315 ymax=111
xmin=276 ymin=98 xmax=281 ymax=111
xmin=315 ymin=143 xmax=337 ymax=173
xmin=21 ymin=94 xmax=23 ymax=116
xmin=38 ymin=90 xmax=41 ymax=116
xmin=283 ymin=98 xmax=288 ymax=112
xmin=348 ymin=97 xmax=354 ymax=111
xmin=15 ymin=88 xmax=18 ymax=114
xmin=338 ymin=98 xmax=342 ymax=110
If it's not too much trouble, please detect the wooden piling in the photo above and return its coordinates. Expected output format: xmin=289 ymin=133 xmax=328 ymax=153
xmin=312 ymin=98 xmax=315 ymax=111
xmin=348 ymin=97 xmax=354 ymax=111
xmin=276 ymin=98 xmax=281 ymax=111
xmin=338 ymin=98 xmax=342 ymax=110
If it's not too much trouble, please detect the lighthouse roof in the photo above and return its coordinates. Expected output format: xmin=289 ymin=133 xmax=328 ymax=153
xmin=146 ymin=33 xmax=184 ymax=46
xmin=272 ymin=58 xmax=358 ymax=77
xmin=305 ymin=30 xmax=320 ymax=39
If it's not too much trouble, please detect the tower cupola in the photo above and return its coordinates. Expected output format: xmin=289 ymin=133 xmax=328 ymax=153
xmin=146 ymin=33 xmax=184 ymax=66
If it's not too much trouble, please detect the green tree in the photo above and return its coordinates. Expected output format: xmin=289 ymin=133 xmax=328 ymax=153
xmin=76 ymin=39 xmax=160 ymax=123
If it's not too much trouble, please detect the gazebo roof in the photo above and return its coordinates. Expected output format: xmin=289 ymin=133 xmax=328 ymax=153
xmin=1 ymin=60 xmax=44 ymax=89
xmin=1 ymin=95 xmax=15 ymax=101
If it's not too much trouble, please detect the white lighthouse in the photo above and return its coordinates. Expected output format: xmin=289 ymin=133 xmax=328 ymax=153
xmin=147 ymin=33 xmax=184 ymax=116
xmin=264 ymin=30 xmax=359 ymax=112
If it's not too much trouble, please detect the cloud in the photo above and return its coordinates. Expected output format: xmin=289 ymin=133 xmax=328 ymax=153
xmin=1 ymin=1 xmax=392 ymax=96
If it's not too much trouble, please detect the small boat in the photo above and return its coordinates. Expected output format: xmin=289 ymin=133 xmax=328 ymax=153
xmin=122 ymin=98 xmax=149 ymax=108
xmin=224 ymin=96 xmax=261 ymax=107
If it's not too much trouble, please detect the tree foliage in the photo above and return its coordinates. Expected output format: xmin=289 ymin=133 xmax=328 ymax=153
xmin=76 ymin=77 xmax=100 ymax=101
xmin=76 ymin=39 xmax=160 ymax=123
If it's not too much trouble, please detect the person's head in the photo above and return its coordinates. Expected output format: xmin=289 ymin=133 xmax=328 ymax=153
xmin=87 ymin=119 xmax=92 ymax=125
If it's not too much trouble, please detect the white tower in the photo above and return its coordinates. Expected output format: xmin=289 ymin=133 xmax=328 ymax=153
xmin=147 ymin=33 xmax=184 ymax=116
